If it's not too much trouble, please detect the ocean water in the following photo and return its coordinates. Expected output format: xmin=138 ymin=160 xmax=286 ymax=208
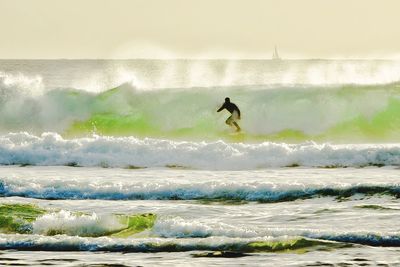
xmin=0 ymin=59 xmax=400 ymax=266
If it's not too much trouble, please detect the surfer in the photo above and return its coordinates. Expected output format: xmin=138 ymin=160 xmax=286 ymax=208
xmin=217 ymin=97 xmax=241 ymax=132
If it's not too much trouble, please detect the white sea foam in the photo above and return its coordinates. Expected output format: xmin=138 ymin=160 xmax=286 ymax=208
xmin=153 ymin=216 xmax=400 ymax=242
xmin=1 ymin=165 xmax=399 ymax=202
xmin=154 ymin=216 xmax=260 ymax=238
xmin=0 ymin=132 xmax=400 ymax=170
xmin=32 ymin=210 xmax=124 ymax=237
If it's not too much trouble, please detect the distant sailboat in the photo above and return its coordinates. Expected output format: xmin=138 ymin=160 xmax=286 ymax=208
xmin=272 ymin=46 xmax=282 ymax=61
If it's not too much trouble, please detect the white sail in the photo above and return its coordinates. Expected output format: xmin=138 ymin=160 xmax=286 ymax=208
xmin=272 ymin=46 xmax=281 ymax=61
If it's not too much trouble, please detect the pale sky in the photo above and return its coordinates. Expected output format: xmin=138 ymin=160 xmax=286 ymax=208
xmin=0 ymin=0 xmax=400 ymax=59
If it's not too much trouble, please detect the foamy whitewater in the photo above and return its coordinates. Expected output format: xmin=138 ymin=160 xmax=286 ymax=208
xmin=0 ymin=59 xmax=400 ymax=266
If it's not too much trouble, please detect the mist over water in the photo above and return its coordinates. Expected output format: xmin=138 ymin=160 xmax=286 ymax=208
xmin=2 ymin=59 xmax=400 ymax=91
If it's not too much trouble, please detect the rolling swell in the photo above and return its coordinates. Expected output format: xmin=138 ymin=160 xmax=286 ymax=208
xmin=0 ymin=235 xmax=349 ymax=253
xmin=1 ymin=233 xmax=399 ymax=252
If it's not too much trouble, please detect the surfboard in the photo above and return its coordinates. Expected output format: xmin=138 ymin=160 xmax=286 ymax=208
xmin=229 ymin=131 xmax=244 ymax=136
xmin=228 ymin=131 xmax=246 ymax=142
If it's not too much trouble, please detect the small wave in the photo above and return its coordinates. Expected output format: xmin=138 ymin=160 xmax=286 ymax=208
xmin=151 ymin=216 xmax=400 ymax=248
xmin=313 ymin=233 xmax=400 ymax=247
xmin=1 ymin=174 xmax=399 ymax=201
xmin=354 ymin=204 xmax=400 ymax=211
xmin=0 ymin=234 xmax=346 ymax=253
xmin=1 ymin=204 xmax=399 ymax=250
xmin=32 ymin=210 xmax=125 ymax=237
xmin=0 ymin=204 xmax=156 ymax=237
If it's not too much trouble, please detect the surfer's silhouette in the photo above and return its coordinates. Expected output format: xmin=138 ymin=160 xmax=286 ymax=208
xmin=217 ymin=97 xmax=241 ymax=132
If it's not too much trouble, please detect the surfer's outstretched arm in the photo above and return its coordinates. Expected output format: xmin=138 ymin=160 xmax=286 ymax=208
xmin=217 ymin=104 xmax=225 ymax=112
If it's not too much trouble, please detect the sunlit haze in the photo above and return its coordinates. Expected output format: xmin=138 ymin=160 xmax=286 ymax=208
xmin=1 ymin=0 xmax=400 ymax=59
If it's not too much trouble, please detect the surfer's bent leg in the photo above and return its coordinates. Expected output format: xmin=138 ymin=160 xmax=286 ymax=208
xmin=232 ymin=111 xmax=241 ymax=132
xmin=226 ymin=115 xmax=233 ymax=126
xmin=233 ymin=121 xmax=241 ymax=132
xmin=226 ymin=112 xmax=241 ymax=131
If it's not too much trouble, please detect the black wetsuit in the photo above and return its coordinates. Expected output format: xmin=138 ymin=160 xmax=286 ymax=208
xmin=217 ymin=102 xmax=241 ymax=117
xmin=217 ymin=101 xmax=241 ymax=131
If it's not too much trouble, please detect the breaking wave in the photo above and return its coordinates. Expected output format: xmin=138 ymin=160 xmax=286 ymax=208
xmin=2 ymin=71 xmax=400 ymax=142
xmin=0 ymin=132 xmax=400 ymax=170
xmin=0 ymin=203 xmax=156 ymax=237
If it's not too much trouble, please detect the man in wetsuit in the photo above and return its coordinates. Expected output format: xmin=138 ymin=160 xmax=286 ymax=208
xmin=217 ymin=97 xmax=241 ymax=132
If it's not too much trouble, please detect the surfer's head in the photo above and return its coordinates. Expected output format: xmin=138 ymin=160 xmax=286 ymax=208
xmin=225 ymin=97 xmax=230 ymax=103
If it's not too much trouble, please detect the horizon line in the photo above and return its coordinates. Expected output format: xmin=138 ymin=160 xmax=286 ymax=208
xmin=0 ymin=57 xmax=399 ymax=61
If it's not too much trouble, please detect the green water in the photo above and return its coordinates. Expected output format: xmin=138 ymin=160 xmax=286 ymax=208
xmin=0 ymin=204 xmax=46 ymax=233
xmin=0 ymin=204 xmax=156 ymax=237
xmin=3 ymin=82 xmax=400 ymax=142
